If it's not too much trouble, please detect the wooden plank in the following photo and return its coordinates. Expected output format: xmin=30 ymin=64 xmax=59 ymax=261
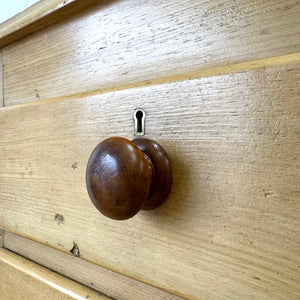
xmin=0 ymin=228 xmax=4 ymax=248
xmin=0 ymin=49 xmax=3 ymax=106
xmin=0 ymin=248 xmax=109 ymax=300
xmin=0 ymin=62 xmax=299 ymax=299
xmin=0 ymin=0 xmax=103 ymax=48
xmin=3 ymin=0 xmax=300 ymax=105
xmin=4 ymin=231 xmax=184 ymax=300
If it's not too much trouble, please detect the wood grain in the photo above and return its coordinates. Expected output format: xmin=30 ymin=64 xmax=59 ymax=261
xmin=0 ymin=49 xmax=3 ymax=107
xmin=3 ymin=0 xmax=300 ymax=105
xmin=4 ymin=231 xmax=184 ymax=300
xmin=0 ymin=248 xmax=109 ymax=300
xmin=0 ymin=228 xmax=4 ymax=248
xmin=86 ymin=137 xmax=154 ymax=220
xmin=0 ymin=0 xmax=104 ymax=48
xmin=0 ymin=62 xmax=299 ymax=299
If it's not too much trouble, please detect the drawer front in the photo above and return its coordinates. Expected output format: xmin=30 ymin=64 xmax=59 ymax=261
xmin=3 ymin=0 xmax=300 ymax=106
xmin=0 ymin=248 xmax=108 ymax=300
xmin=0 ymin=1 xmax=299 ymax=299
xmin=0 ymin=61 xmax=299 ymax=299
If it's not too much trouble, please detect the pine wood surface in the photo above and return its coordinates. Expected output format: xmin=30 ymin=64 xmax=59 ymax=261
xmin=0 ymin=248 xmax=109 ymax=300
xmin=0 ymin=50 xmax=3 ymax=107
xmin=0 ymin=1 xmax=299 ymax=298
xmin=0 ymin=229 xmax=4 ymax=248
xmin=4 ymin=231 xmax=184 ymax=300
xmin=2 ymin=0 xmax=300 ymax=105
xmin=0 ymin=61 xmax=299 ymax=299
xmin=0 ymin=0 xmax=103 ymax=48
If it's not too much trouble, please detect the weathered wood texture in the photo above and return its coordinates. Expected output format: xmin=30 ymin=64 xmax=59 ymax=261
xmin=0 ymin=50 xmax=3 ymax=107
xmin=0 ymin=229 xmax=4 ymax=248
xmin=2 ymin=0 xmax=300 ymax=105
xmin=4 ymin=231 xmax=184 ymax=300
xmin=0 ymin=62 xmax=299 ymax=299
xmin=0 ymin=248 xmax=109 ymax=300
xmin=0 ymin=0 xmax=104 ymax=48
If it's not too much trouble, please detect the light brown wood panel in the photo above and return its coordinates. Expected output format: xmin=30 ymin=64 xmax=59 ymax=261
xmin=0 ymin=62 xmax=299 ymax=299
xmin=4 ymin=231 xmax=184 ymax=300
xmin=0 ymin=0 xmax=102 ymax=48
xmin=0 ymin=229 xmax=4 ymax=247
xmin=0 ymin=248 xmax=109 ymax=300
xmin=3 ymin=0 xmax=300 ymax=105
xmin=0 ymin=50 xmax=3 ymax=106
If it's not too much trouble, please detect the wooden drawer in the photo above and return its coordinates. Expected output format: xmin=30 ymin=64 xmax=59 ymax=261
xmin=0 ymin=248 xmax=108 ymax=300
xmin=0 ymin=0 xmax=299 ymax=299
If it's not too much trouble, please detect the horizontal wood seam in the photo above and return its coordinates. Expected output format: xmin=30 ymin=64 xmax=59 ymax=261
xmin=3 ymin=230 xmax=186 ymax=300
xmin=0 ymin=248 xmax=111 ymax=299
xmin=1 ymin=52 xmax=299 ymax=110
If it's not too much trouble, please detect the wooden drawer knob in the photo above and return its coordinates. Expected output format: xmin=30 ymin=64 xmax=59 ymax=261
xmin=86 ymin=137 xmax=172 ymax=220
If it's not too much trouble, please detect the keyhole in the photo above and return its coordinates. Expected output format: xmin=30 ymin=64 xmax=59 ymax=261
xmin=136 ymin=110 xmax=143 ymax=133
xmin=134 ymin=108 xmax=145 ymax=136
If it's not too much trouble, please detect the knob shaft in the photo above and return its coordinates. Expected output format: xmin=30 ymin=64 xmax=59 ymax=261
xmin=86 ymin=137 xmax=172 ymax=220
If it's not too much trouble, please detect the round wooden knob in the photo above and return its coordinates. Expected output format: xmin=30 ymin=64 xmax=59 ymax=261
xmin=86 ymin=137 xmax=172 ymax=220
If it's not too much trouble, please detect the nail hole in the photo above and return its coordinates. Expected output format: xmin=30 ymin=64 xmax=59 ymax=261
xmin=72 ymin=162 xmax=78 ymax=170
xmin=54 ymin=214 xmax=64 ymax=225
xmin=70 ymin=242 xmax=80 ymax=257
